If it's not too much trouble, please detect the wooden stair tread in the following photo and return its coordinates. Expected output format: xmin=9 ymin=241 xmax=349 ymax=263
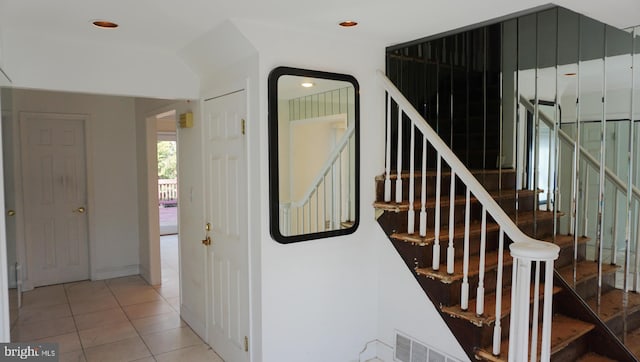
xmin=373 ymin=189 xmax=538 ymax=212
xmin=542 ymin=234 xmax=590 ymax=248
xmin=441 ymin=284 xmax=562 ymax=326
xmin=576 ymin=352 xmax=618 ymax=361
xmin=392 ymin=210 xmax=559 ymax=246
xmin=475 ymin=314 xmax=595 ymax=361
xmin=557 ymin=261 xmax=619 ymax=285
xmin=415 ymin=249 xmax=512 ymax=283
xmin=624 ymin=326 xmax=640 ymax=356
xmin=585 ymin=288 xmax=640 ymax=322
xmin=375 ymin=168 xmax=516 ymax=181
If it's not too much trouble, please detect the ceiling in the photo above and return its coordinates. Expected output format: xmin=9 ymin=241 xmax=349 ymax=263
xmin=0 ymin=0 xmax=638 ymax=99
xmin=2 ymin=0 xmax=639 ymax=56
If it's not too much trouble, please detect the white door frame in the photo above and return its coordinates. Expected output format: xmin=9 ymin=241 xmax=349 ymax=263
xmin=0 ymin=95 xmax=9 ymax=342
xmin=142 ymin=103 xmax=189 ymax=287
xmin=18 ymin=112 xmax=93 ymax=290
xmin=143 ymin=113 xmax=162 ymax=285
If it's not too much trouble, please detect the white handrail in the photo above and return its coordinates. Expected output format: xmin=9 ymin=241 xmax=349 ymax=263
xmin=379 ymin=70 xmax=559 ymax=360
xmin=380 ymin=71 xmax=556 ymax=250
xmin=280 ymin=125 xmax=355 ymax=235
xmin=519 ymin=96 xmax=640 ymax=199
xmin=289 ymin=125 xmax=355 ymax=209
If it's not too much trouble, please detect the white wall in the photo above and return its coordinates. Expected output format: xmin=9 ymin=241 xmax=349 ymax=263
xmin=11 ymin=89 xmax=141 ymax=281
xmin=3 ymin=33 xmax=199 ymax=100
xmin=232 ymin=18 xmax=469 ymax=362
xmin=179 ymin=21 xmax=261 ymax=347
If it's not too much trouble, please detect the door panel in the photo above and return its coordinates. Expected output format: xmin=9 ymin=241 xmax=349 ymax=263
xmin=204 ymin=91 xmax=249 ymax=362
xmin=21 ymin=114 xmax=89 ymax=287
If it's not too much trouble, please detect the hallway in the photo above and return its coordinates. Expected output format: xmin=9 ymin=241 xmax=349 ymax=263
xmin=9 ymin=235 xmax=219 ymax=362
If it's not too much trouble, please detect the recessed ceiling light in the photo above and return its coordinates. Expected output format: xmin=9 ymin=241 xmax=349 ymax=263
xmin=92 ymin=20 xmax=119 ymax=29
xmin=301 ymin=82 xmax=314 ymax=88
xmin=339 ymin=20 xmax=358 ymax=28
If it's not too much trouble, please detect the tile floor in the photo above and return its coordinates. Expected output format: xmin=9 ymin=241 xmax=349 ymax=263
xmin=10 ymin=235 xmax=222 ymax=362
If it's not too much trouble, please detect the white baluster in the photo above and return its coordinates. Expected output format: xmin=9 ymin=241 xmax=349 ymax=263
xmin=584 ymin=169 xmax=589 ymax=236
xmin=476 ymin=207 xmax=487 ymax=315
xmin=396 ymin=108 xmax=403 ymax=204
xmin=461 ymin=188 xmax=470 ymax=310
xmin=529 ymin=261 xmax=541 ymax=362
xmin=408 ymin=122 xmax=416 ymax=234
xmin=433 ymin=155 xmax=442 ymax=270
xmin=516 ymin=259 xmax=532 ymax=362
xmin=508 ymin=242 xmax=559 ymax=362
xmin=447 ymin=171 xmax=456 ymax=275
xmin=432 ymin=153 xmax=442 ymax=271
xmin=508 ymin=260 xmax=518 ymax=362
xmin=492 ymin=230 xmax=505 ymax=356
xmin=540 ymin=260 xmax=555 ymax=361
xmin=385 ymin=93 xmax=392 ymax=202
xmin=420 ymin=135 xmax=427 ymax=237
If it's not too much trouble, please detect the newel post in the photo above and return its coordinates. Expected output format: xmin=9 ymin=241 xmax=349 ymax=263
xmin=508 ymin=241 xmax=560 ymax=362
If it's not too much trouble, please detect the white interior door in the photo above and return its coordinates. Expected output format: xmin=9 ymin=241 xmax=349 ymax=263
xmin=20 ymin=113 xmax=89 ymax=287
xmin=204 ymin=91 xmax=250 ymax=362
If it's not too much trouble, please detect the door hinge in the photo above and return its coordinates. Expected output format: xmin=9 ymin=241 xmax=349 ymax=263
xmin=241 ymin=119 xmax=246 ymax=135
xmin=244 ymin=336 xmax=249 ymax=352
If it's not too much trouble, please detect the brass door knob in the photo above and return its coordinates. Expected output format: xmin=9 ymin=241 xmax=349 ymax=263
xmin=74 ymin=207 xmax=86 ymax=213
xmin=7 ymin=210 xmax=15 ymax=217
xmin=201 ymin=236 xmax=212 ymax=246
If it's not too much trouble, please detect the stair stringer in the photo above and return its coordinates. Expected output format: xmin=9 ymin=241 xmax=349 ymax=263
xmin=375 ymin=213 xmax=471 ymax=362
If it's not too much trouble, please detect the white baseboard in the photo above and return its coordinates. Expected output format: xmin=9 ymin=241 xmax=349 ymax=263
xmin=92 ymin=264 xmax=140 ymax=280
xmin=359 ymin=340 xmax=394 ymax=362
xmin=181 ymin=303 xmax=206 ymax=341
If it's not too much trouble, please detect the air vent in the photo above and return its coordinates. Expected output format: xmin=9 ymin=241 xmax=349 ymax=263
xmin=395 ymin=332 xmax=462 ymax=362
xmin=395 ymin=334 xmax=411 ymax=362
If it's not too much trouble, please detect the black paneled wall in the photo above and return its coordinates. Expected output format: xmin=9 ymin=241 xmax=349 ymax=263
xmin=386 ymin=24 xmax=502 ymax=171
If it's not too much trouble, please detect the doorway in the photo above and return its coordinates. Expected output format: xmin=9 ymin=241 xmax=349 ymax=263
xmin=155 ymin=111 xmax=180 ymax=301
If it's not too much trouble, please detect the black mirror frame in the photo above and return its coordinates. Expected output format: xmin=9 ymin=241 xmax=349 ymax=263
xmin=268 ymin=66 xmax=360 ymax=244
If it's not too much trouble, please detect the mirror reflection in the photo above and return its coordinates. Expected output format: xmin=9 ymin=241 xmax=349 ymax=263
xmin=269 ymin=67 xmax=359 ymax=243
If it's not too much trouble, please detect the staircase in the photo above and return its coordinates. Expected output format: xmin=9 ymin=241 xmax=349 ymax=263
xmin=375 ymin=71 xmax=636 ymax=361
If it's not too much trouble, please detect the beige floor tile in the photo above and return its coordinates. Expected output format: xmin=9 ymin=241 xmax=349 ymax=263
xmin=165 ymin=297 xmax=180 ymax=311
xmin=155 ymin=344 xmax=223 ymax=362
xmin=32 ymin=332 xmax=82 ymax=354
xmin=109 ymin=282 xmax=154 ymax=294
xmin=154 ymin=283 xmax=179 ymax=298
xmin=131 ymin=311 xmax=185 ymax=336
xmin=65 ymin=280 xmax=108 ymax=294
xmin=84 ymin=336 xmax=151 ymax=362
xmin=130 ymin=358 xmax=156 ymax=362
xmin=74 ymin=308 xmax=129 ymax=331
xmin=79 ymin=320 xmax=138 ymax=348
xmin=106 ymin=275 xmax=147 ymax=288
xmin=22 ymin=285 xmax=68 ymax=308
xmin=11 ymin=316 xmax=76 ymax=342
xmin=17 ymin=303 xmax=71 ymax=324
xmin=140 ymin=326 xmax=203 ymax=355
xmin=59 ymin=349 xmax=86 ymax=362
xmin=113 ymin=287 xmax=163 ymax=306
xmin=123 ymin=300 xmax=174 ymax=320
xmin=67 ymin=290 xmax=114 ymax=305
xmin=70 ymin=294 xmax=120 ymax=315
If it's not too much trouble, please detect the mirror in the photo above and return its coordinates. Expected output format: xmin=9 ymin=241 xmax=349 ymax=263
xmin=268 ymin=67 xmax=359 ymax=243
